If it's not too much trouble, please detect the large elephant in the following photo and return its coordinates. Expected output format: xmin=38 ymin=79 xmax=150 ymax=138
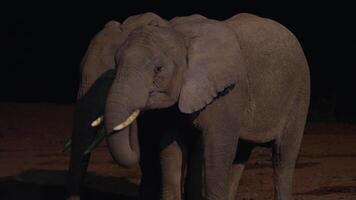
xmin=67 ymin=12 xmax=310 ymax=200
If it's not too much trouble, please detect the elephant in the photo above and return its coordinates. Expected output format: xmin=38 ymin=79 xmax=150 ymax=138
xmin=66 ymin=13 xmax=203 ymax=200
xmin=66 ymin=12 xmax=310 ymax=200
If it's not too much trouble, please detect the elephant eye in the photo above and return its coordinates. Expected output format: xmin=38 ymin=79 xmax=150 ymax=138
xmin=154 ymin=66 xmax=163 ymax=74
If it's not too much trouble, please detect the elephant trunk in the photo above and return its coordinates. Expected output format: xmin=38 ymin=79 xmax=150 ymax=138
xmin=106 ymin=114 xmax=140 ymax=168
xmin=105 ymin=71 xmax=148 ymax=167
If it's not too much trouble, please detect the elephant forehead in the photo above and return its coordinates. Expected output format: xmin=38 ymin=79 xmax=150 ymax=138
xmin=121 ymin=26 xmax=183 ymax=58
xmin=116 ymin=42 xmax=156 ymax=68
xmin=128 ymin=26 xmax=174 ymax=42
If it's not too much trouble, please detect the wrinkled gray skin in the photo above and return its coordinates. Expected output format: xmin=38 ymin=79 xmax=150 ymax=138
xmin=70 ymin=12 xmax=310 ymax=200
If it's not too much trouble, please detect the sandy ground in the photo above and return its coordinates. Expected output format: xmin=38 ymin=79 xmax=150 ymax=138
xmin=0 ymin=103 xmax=355 ymax=200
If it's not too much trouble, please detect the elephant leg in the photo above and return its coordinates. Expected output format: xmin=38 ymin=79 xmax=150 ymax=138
xmin=227 ymin=164 xmax=244 ymax=200
xmin=272 ymin=129 xmax=303 ymax=200
xmin=161 ymin=141 xmax=183 ymax=200
xmin=227 ymin=139 xmax=254 ymax=200
xmin=202 ymin=126 xmax=239 ymax=200
xmin=272 ymin=97 xmax=308 ymax=200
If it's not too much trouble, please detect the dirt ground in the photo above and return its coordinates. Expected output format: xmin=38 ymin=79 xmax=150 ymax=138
xmin=0 ymin=103 xmax=355 ymax=200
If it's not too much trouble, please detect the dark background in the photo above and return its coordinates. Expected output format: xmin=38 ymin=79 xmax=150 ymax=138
xmin=2 ymin=2 xmax=355 ymax=122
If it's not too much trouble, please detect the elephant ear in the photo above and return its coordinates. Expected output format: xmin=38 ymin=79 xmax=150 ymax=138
xmin=79 ymin=13 xmax=167 ymax=98
xmin=172 ymin=19 xmax=244 ymax=113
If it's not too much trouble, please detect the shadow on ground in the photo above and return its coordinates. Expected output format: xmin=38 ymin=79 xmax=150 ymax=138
xmin=0 ymin=170 xmax=138 ymax=200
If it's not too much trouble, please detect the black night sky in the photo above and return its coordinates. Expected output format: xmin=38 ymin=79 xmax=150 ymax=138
xmin=2 ymin=2 xmax=356 ymax=121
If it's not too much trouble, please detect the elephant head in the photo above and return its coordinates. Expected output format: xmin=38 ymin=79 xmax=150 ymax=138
xmin=78 ymin=12 xmax=170 ymax=98
xmin=100 ymin=14 xmax=246 ymax=167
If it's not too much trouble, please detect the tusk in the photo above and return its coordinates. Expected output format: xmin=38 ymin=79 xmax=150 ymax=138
xmin=113 ymin=109 xmax=140 ymax=131
xmin=91 ymin=116 xmax=104 ymax=127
